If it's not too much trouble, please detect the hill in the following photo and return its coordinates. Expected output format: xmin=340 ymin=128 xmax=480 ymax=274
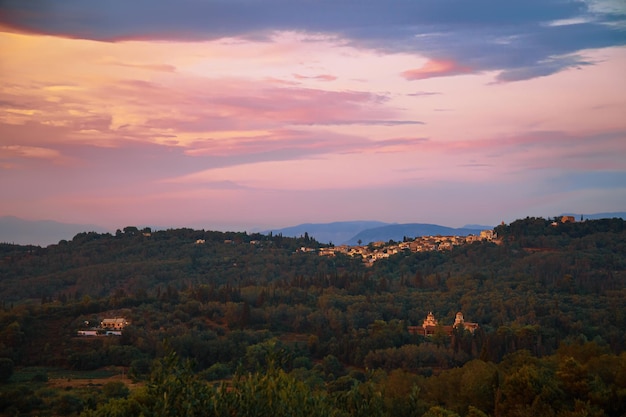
xmin=345 ymin=223 xmax=484 ymax=245
xmin=462 ymin=223 xmax=494 ymax=229
xmin=264 ymin=220 xmax=389 ymax=244
xmin=2 ymin=212 xmax=623 ymax=247
xmin=562 ymin=211 xmax=626 ymax=221
xmin=0 ymin=217 xmax=625 ymax=416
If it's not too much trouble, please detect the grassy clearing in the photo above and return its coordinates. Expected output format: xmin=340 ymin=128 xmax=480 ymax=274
xmin=11 ymin=366 xmax=122 ymax=383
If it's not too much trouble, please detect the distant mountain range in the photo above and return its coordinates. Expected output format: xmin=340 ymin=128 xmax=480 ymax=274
xmin=266 ymin=222 xmax=488 ymax=245
xmin=344 ymin=224 xmax=485 ymax=246
xmin=2 ymin=212 xmax=625 ymax=247
xmin=264 ymin=212 xmax=626 ymax=245
xmin=0 ymin=216 xmax=109 ymax=246
xmin=562 ymin=212 xmax=626 ymax=221
xmin=264 ymin=221 xmax=388 ymax=245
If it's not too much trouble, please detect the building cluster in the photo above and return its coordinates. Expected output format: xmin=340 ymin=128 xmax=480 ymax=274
xmin=551 ymin=215 xmax=577 ymax=226
xmin=317 ymin=230 xmax=495 ymax=265
xmin=76 ymin=317 xmax=129 ymax=337
xmin=408 ymin=312 xmax=479 ymax=337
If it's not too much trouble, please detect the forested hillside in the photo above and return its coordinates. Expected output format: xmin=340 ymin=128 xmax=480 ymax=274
xmin=0 ymin=217 xmax=625 ymax=416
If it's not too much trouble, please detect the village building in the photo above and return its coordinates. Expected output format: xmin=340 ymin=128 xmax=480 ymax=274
xmin=317 ymin=230 xmax=496 ymax=264
xmin=100 ymin=318 xmax=129 ymax=330
xmin=408 ymin=312 xmax=478 ymax=337
xmin=480 ymin=230 xmax=495 ymax=240
xmin=453 ymin=311 xmax=479 ymax=333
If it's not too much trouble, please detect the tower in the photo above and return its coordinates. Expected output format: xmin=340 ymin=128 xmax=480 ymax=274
xmin=424 ymin=311 xmax=437 ymax=327
xmin=454 ymin=311 xmax=464 ymax=326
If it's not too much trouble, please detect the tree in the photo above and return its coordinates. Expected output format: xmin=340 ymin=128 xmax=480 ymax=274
xmin=144 ymin=352 xmax=215 ymax=417
xmin=495 ymin=361 xmax=562 ymax=417
xmin=0 ymin=358 xmax=14 ymax=383
xmin=460 ymin=360 xmax=498 ymax=414
xmin=422 ymin=406 xmax=461 ymax=417
xmin=102 ymin=381 xmax=130 ymax=399
xmin=221 ymin=360 xmax=332 ymax=417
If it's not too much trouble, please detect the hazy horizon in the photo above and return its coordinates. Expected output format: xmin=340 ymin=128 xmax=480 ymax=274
xmin=3 ymin=212 xmax=625 ymax=247
xmin=1 ymin=1 xmax=625 ymax=230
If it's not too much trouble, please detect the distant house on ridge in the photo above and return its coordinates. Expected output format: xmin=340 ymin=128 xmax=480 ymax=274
xmin=101 ymin=318 xmax=129 ymax=330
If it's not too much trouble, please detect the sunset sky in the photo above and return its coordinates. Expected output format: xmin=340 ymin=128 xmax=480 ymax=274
xmin=1 ymin=0 xmax=625 ymax=232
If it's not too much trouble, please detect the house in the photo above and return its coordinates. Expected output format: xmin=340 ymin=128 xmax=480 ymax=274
xmin=561 ymin=216 xmax=576 ymax=223
xmin=438 ymin=242 xmax=453 ymax=251
xmin=465 ymin=235 xmax=481 ymax=243
xmin=480 ymin=230 xmax=494 ymax=240
xmin=101 ymin=318 xmax=129 ymax=330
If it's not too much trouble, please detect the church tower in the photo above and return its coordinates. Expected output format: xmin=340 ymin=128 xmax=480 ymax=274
xmin=454 ymin=311 xmax=464 ymax=326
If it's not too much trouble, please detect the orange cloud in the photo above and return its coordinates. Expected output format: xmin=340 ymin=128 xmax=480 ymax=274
xmin=401 ymin=59 xmax=472 ymax=80
xmin=0 ymin=145 xmax=60 ymax=160
xmin=106 ymin=60 xmax=177 ymax=73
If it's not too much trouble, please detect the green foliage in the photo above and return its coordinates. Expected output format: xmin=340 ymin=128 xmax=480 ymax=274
xmin=320 ymin=354 xmax=346 ymax=379
xmin=422 ymin=405 xmax=460 ymax=417
xmin=144 ymin=352 xmax=215 ymax=417
xmin=200 ymin=362 xmax=231 ymax=381
xmin=221 ymin=361 xmax=333 ymax=417
xmin=102 ymin=381 xmax=130 ymax=399
xmin=54 ymin=393 xmax=85 ymax=416
xmin=466 ymin=406 xmax=489 ymax=417
xmin=129 ymin=358 xmax=151 ymax=380
xmin=459 ymin=360 xmax=498 ymax=413
xmin=89 ymin=351 xmax=334 ymax=417
xmin=333 ymin=378 xmax=386 ymax=417
xmin=81 ymin=397 xmax=144 ymax=417
xmin=0 ymin=358 xmax=14 ymax=383
xmin=0 ymin=218 xmax=625 ymax=415
xmin=0 ymin=384 xmax=44 ymax=414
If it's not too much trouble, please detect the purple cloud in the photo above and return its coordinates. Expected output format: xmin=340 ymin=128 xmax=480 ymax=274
xmin=1 ymin=0 xmax=624 ymax=81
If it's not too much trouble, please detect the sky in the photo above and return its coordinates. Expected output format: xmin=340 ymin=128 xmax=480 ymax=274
xmin=1 ymin=0 xmax=625 ymax=232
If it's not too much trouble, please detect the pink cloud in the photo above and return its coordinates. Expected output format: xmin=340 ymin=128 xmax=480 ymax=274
xmin=184 ymin=130 xmax=428 ymax=158
xmin=107 ymin=60 xmax=177 ymax=73
xmin=87 ymin=77 xmax=414 ymax=136
xmin=293 ymin=73 xmax=337 ymax=82
xmin=417 ymin=130 xmax=626 ymax=173
xmin=264 ymin=77 xmax=301 ymax=86
xmin=0 ymin=145 xmax=60 ymax=160
xmin=401 ymin=59 xmax=472 ymax=80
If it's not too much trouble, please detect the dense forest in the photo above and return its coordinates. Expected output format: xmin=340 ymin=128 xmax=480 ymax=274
xmin=0 ymin=217 xmax=625 ymax=416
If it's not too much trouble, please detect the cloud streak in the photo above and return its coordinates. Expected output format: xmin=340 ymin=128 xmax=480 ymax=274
xmin=293 ymin=73 xmax=337 ymax=82
xmin=0 ymin=145 xmax=61 ymax=160
xmin=401 ymin=59 xmax=473 ymax=80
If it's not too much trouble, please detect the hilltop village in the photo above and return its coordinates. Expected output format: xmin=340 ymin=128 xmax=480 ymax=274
xmin=310 ymin=215 xmax=579 ymax=264
xmin=315 ymin=229 xmax=495 ymax=264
